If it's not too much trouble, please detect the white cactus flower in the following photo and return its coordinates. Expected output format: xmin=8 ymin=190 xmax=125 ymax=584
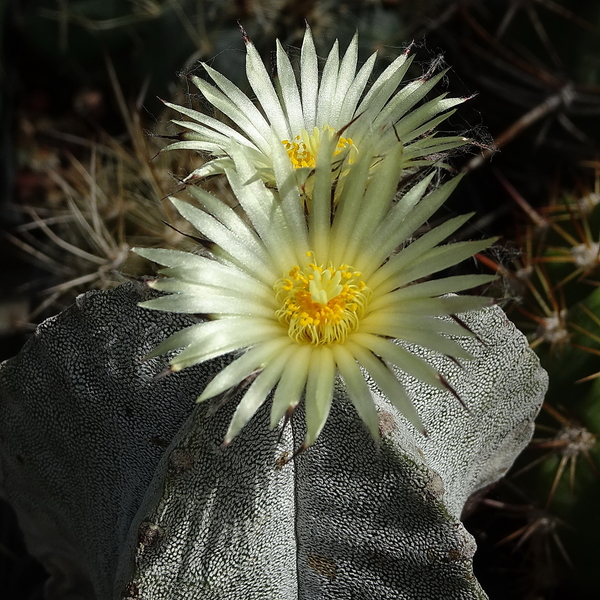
xmin=134 ymin=135 xmax=494 ymax=450
xmin=163 ymin=26 xmax=469 ymax=194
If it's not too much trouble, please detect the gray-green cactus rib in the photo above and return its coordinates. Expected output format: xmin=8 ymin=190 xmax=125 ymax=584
xmin=0 ymin=283 xmax=548 ymax=600
xmin=0 ymin=283 xmax=212 ymax=600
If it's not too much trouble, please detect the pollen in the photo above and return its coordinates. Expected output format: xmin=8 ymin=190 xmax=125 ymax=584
xmin=275 ymin=255 xmax=369 ymax=345
xmin=282 ymin=126 xmax=356 ymax=170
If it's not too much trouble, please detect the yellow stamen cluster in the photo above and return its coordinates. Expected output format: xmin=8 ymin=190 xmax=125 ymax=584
xmin=282 ymin=126 xmax=355 ymax=170
xmin=275 ymin=254 xmax=369 ymax=345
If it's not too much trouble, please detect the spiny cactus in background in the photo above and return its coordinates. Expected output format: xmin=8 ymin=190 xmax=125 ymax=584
xmin=8 ymin=92 xmax=216 ymax=318
xmin=478 ymin=173 xmax=600 ymax=598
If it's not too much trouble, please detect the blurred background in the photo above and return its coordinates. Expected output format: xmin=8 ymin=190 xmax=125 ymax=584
xmin=1 ymin=1 xmax=600 ymax=598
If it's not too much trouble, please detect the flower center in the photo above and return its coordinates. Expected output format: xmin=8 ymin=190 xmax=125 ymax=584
xmin=282 ymin=126 xmax=355 ymax=170
xmin=275 ymin=254 xmax=369 ymax=345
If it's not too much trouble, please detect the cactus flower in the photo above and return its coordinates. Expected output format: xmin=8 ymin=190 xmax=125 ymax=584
xmin=134 ymin=135 xmax=494 ymax=449
xmin=163 ymin=27 xmax=468 ymax=193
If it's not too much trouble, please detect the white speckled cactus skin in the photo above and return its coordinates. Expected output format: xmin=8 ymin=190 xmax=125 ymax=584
xmin=0 ymin=283 xmax=547 ymax=599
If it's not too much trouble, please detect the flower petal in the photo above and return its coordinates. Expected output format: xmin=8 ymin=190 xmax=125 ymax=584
xmin=332 ymin=344 xmax=380 ymax=441
xmin=224 ymin=343 xmax=296 ymax=443
xmin=199 ymin=337 xmax=291 ymax=401
xmin=300 ymin=26 xmax=319 ymax=131
xmin=304 ymin=346 xmax=336 ymax=447
xmin=371 ymin=239 xmax=497 ymax=296
xmin=270 ymin=345 xmax=312 ymax=428
xmin=245 ymin=41 xmax=291 ymax=140
xmin=330 ymin=32 xmax=359 ymax=127
xmin=351 ymin=332 xmax=445 ymax=391
xmin=316 ymin=40 xmax=340 ymax=127
xmin=172 ymin=320 xmax=283 ymax=372
xmin=345 ymin=340 xmax=424 ymax=433
xmin=275 ymin=40 xmax=304 ymax=133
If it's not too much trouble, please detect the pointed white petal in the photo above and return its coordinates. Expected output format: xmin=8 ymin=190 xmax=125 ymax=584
xmin=357 ymin=174 xmax=437 ymax=276
xmin=371 ymin=69 xmax=449 ymax=132
xmin=172 ymin=321 xmax=283 ymax=372
xmin=197 ymin=67 xmax=272 ymax=145
xmin=276 ymin=40 xmax=304 ymax=132
xmin=351 ymin=331 xmax=448 ymax=390
xmin=245 ymin=41 xmax=291 ymax=140
xmin=343 ymin=144 xmax=405 ymax=266
xmin=170 ymin=118 xmax=232 ymax=146
xmin=300 ymin=27 xmax=319 ymax=131
xmin=149 ymin=272 xmax=276 ymax=307
xmin=182 ymin=159 xmax=231 ymax=182
xmin=330 ymin=32 xmax=359 ymax=127
xmin=270 ymin=344 xmax=312 ymax=428
xmin=304 ymin=346 xmax=336 ymax=447
xmin=169 ymin=197 xmax=276 ymax=284
xmin=392 ymin=98 xmax=465 ymax=142
xmin=309 ymin=134 xmax=336 ymax=260
xmin=330 ymin=145 xmax=373 ymax=265
xmin=224 ymin=344 xmax=295 ymax=443
xmin=226 ymin=146 xmax=299 ymax=272
xmin=345 ymin=340 xmax=424 ymax=433
xmin=361 ymin=313 xmax=476 ymax=339
xmin=369 ymin=294 xmax=492 ymax=317
xmin=357 ymin=49 xmax=413 ymax=116
xmin=146 ymin=317 xmax=273 ymax=358
xmin=372 ymin=238 xmax=496 ymax=297
xmin=162 ymin=100 xmax=253 ymax=148
xmin=158 ymin=265 xmax=273 ymax=299
xmin=141 ymin=288 xmax=276 ymax=319
xmin=199 ymin=337 xmax=291 ymax=400
xmin=337 ymin=51 xmax=377 ymax=127
xmin=367 ymin=274 xmax=496 ymax=312
xmin=332 ymin=343 xmax=380 ymax=441
xmin=316 ymin=40 xmax=340 ymax=126
xmin=358 ymin=319 xmax=474 ymax=360
xmin=269 ymin=130 xmax=310 ymax=253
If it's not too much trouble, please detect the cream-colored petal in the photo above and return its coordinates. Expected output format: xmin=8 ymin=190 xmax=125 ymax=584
xmin=332 ymin=344 xmax=380 ymax=441
xmin=169 ymin=198 xmax=277 ymax=285
xmin=360 ymin=313 xmax=475 ymax=339
xmin=369 ymin=294 xmax=492 ymax=318
xmin=371 ymin=239 xmax=496 ymax=297
xmin=309 ymin=134 xmax=336 ymax=260
xmin=275 ymin=40 xmax=304 ymax=133
xmin=304 ymin=346 xmax=336 ymax=447
xmin=368 ymin=274 xmax=496 ymax=312
xmin=270 ymin=345 xmax=312 ymax=428
xmin=245 ymin=41 xmax=290 ymax=141
xmin=145 ymin=318 xmax=271 ymax=358
xmin=224 ymin=344 xmax=295 ymax=443
xmin=199 ymin=337 xmax=291 ymax=401
xmin=162 ymin=100 xmax=252 ymax=149
xmin=351 ymin=332 xmax=445 ymax=391
xmin=337 ymin=51 xmax=377 ymax=127
xmin=330 ymin=32 xmax=358 ymax=127
xmin=358 ymin=320 xmax=474 ymax=360
xmin=172 ymin=322 xmax=284 ymax=372
xmin=140 ymin=290 xmax=275 ymax=319
xmin=371 ymin=69 xmax=449 ymax=132
xmin=346 ymin=340 xmax=424 ymax=433
xmin=356 ymin=49 xmax=413 ymax=120
xmin=197 ymin=67 xmax=272 ymax=147
xmin=300 ymin=26 xmax=318 ymax=131
xmin=342 ymin=144 xmax=405 ymax=267
xmin=316 ymin=40 xmax=340 ymax=126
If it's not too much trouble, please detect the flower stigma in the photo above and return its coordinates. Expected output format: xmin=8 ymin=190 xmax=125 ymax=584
xmin=275 ymin=252 xmax=370 ymax=345
xmin=282 ymin=126 xmax=356 ymax=170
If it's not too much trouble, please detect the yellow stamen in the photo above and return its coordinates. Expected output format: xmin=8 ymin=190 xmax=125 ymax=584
xmin=282 ymin=126 xmax=356 ymax=170
xmin=275 ymin=254 xmax=370 ymax=345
